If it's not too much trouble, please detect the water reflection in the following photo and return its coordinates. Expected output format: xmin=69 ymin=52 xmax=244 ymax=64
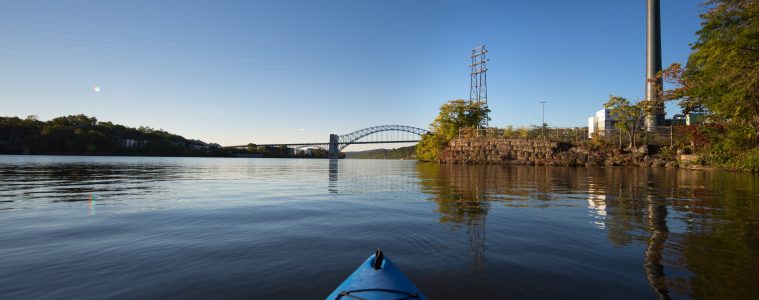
xmin=325 ymin=159 xmax=420 ymax=194
xmin=645 ymin=195 xmax=670 ymax=300
xmin=588 ymin=169 xmax=758 ymax=299
xmin=413 ymin=164 xmax=759 ymax=298
xmin=1 ymin=156 xmax=758 ymax=299
xmin=328 ymin=159 xmax=339 ymax=193
xmin=0 ymin=160 xmax=182 ymax=207
xmin=417 ymin=163 xmax=491 ymax=272
xmin=588 ymin=194 xmax=607 ymax=229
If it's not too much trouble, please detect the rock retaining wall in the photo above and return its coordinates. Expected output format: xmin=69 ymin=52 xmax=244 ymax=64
xmin=438 ymin=137 xmax=679 ymax=167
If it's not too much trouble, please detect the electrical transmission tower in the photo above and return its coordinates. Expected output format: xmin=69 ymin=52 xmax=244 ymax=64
xmin=470 ymin=44 xmax=489 ymax=127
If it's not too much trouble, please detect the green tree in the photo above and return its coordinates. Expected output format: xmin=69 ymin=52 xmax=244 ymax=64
xmin=604 ymin=96 xmax=644 ymax=148
xmin=652 ymin=0 xmax=759 ymax=168
xmin=658 ymin=63 xmax=705 ymax=114
xmin=681 ymin=0 xmax=759 ymax=143
xmin=416 ymin=133 xmax=448 ymax=162
xmin=416 ymin=100 xmax=491 ymax=161
xmin=429 ymin=100 xmax=491 ymax=141
xmin=502 ymin=126 xmax=515 ymax=138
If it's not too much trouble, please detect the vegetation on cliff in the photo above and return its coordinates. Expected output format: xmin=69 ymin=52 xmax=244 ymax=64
xmin=416 ymin=100 xmax=490 ymax=161
xmin=0 ymin=114 xmax=223 ymax=156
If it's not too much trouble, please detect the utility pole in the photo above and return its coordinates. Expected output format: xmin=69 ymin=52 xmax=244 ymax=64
xmin=540 ymin=101 xmax=547 ymax=137
xmin=470 ymin=44 xmax=489 ymax=128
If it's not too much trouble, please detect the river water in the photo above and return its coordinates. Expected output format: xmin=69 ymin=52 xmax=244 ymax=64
xmin=0 ymin=155 xmax=757 ymax=299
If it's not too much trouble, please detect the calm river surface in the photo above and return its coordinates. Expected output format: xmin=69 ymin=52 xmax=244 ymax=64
xmin=1 ymin=155 xmax=758 ymax=299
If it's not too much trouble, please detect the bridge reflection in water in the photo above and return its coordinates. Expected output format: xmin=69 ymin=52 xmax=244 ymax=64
xmin=327 ymin=159 xmax=421 ymax=194
xmin=327 ymin=162 xmax=759 ymax=299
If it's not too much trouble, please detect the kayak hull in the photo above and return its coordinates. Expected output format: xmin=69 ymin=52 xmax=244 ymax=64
xmin=326 ymin=251 xmax=427 ymax=300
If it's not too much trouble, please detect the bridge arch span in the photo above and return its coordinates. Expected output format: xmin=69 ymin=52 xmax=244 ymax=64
xmin=337 ymin=125 xmax=429 ymax=151
xmin=225 ymin=124 xmax=429 ymax=159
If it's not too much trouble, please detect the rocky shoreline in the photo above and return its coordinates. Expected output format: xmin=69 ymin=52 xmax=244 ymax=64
xmin=438 ymin=137 xmax=697 ymax=168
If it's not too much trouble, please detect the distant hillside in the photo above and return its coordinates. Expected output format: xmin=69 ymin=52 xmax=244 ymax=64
xmin=345 ymin=145 xmax=416 ymax=159
xmin=0 ymin=114 xmax=341 ymax=158
xmin=0 ymin=114 xmax=223 ymax=156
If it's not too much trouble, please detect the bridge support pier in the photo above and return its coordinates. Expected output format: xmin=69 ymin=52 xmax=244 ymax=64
xmin=328 ymin=134 xmax=339 ymax=159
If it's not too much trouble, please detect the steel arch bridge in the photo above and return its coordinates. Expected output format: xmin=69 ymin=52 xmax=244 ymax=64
xmin=335 ymin=125 xmax=429 ymax=151
xmin=227 ymin=125 xmax=429 ymax=158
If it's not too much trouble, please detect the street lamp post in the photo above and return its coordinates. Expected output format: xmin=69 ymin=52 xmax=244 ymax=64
xmin=540 ymin=101 xmax=547 ymax=138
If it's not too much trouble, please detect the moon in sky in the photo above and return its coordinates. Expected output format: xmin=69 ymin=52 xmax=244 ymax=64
xmin=93 ymin=85 xmax=101 ymax=93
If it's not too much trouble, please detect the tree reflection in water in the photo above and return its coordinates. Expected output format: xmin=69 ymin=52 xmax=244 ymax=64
xmin=415 ymin=163 xmax=759 ymax=298
xmin=416 ymin=163 xmax=491 ymax=273
xmin=594 ymin=169 xmax=673 ymax=299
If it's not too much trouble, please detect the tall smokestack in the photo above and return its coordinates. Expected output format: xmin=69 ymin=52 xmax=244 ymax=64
xmin=644 ymin=0 xmax=664 ymax=131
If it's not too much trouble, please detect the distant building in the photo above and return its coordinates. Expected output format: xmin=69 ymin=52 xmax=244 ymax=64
xmin=187 ymin=139 xmax=208 ymax=150
xmin=686 ymin=112 xmax=707 ymax=126
xmin=587 ymin=109 xmax=616 ymax=138
xmin=671 ymin=114 xmax=686 ymax=126
xmin=120 ymin=138 xmax=144 ymax=148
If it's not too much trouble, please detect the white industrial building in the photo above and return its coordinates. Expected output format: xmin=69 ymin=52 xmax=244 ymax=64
xmin=587 ymin=109 xmax=616 ymax=138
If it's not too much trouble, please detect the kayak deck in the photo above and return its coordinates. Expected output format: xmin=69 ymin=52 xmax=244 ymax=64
xmin=327 ymin=249 xmax=427 ymax=300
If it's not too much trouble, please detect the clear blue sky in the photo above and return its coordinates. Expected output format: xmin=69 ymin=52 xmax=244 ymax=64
xmin=0 ymin=0 xmax=703 ymax=147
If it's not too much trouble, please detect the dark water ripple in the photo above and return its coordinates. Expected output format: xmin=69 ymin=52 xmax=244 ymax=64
xmin=1 ymin=155 xmax=758 ymax=299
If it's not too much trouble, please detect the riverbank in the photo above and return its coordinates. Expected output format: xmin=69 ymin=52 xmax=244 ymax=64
xmin=437 ymin=137 xmax=703 ymax=169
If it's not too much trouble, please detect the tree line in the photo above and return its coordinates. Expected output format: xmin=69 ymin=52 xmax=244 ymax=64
xmin=0 ymin=114 xmax=344 ymax=158
xmin=0 ymin=114 xmax=224 ymax=156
